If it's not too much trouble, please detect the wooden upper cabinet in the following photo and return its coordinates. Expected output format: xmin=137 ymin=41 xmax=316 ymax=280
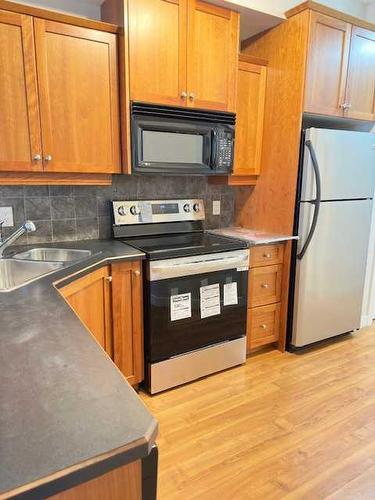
xmin=345 ymin=27 xmax=375 ymax=121
xmin=0 ymin=11 xmax=42 ymax=172
xmin=127 ymin=0 xmax=239 ymax=112
xmin=186 ymin=0 xmax=239 ymax=112
xmin=233 ymin=56 xmax=266 ymax=176
xmin=128 ymin=0 xmax=187 ymax=107
xmin=34 ymin=19 xmax=120 ymax=173
xmin=305 ymin=11 xmax=351 ymax=116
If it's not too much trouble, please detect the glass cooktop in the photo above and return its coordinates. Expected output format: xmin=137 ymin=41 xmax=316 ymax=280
xmin=122 ymin=232 xmax=248 ymax=260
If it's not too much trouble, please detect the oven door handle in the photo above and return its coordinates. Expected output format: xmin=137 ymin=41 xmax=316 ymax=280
xmin=148 ymin=251 xmax=249 ymax=281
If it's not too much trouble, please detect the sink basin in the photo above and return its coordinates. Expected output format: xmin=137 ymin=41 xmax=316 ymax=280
xmin=0 ymin=259 xmax=63 ymax=292
xmin=12 ymin=248 xmax=92 ymax=263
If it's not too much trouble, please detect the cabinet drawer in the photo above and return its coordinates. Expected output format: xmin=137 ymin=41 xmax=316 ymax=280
xmin=247 ymin=303 xmax=280 ymax=350
xmin=250 ymin=244 xmax=284 ymax=268
xmin=249 ymin=264 xmax=282 ymax=308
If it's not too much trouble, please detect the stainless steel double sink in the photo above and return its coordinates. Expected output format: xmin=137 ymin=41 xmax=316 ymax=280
xmin=0 ymin=248 xmax=92 ymax=292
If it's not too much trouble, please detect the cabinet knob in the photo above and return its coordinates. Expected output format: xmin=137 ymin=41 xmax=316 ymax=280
xmin=133 ymin=269 xmax=141 ymax=276
xmin=263 ymin=253 xmax=272 ymax=258
xmin=340 ymin=103 xmax=352 ymax=111
xmin=44 ymin=155 xmax=52 ymax=162
xmin=261 ymin=283 xmax=269 ymax=289
xmin=260 ymin=324 xmax=267 ymax=329
xmin=105 ymin=276 xmax=113 ymax=282
xmin=189 ymin=93 xmax=195 ymax=101
xmin=181 ymin=91 xmax=187 ymax=99
xmin=33 ymin=154 xmax=42 ymax=162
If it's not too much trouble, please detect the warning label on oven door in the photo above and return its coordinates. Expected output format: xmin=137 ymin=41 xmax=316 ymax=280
xmin=200 ymin=283 xmax=221 ymax=319
xmin=170 ymin=293 xmax=192 ymax=321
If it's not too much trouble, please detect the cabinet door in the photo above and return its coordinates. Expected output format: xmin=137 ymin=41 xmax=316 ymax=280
xmin=233 ymin=59 xmax=266 ymax=176
xmin=345 ymin=27 xmax=375 ymax=121
xmin=34 ymin=20 xmax=120 ymax=173
xmin=60 ymin=266 xmax=113 ymax=355
xmin=111 ymin=261 xmax=144 ymax=386
xmin=0 ymin=11 xmax=42 ymax=172
xmin=186 ymin=0 xmax=239 ymax=112
xmin=304 ymin=12 xmax=351 ymax=116
xmin=128 ymin=0 xmax=188 ymax=107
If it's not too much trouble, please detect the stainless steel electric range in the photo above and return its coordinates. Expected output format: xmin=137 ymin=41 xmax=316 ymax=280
xmin=112 ymin=199 xmax=249 ymax=394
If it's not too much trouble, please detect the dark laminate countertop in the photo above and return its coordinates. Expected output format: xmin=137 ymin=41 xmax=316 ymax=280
xmin=0 ymin=240 xmax=158 ymax=499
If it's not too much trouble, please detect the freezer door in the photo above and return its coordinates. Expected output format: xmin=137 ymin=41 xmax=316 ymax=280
xmin=301 ymin=128 xmax=375 ymax=201
xmin=292 ymin=199 xmax=373 ymax=347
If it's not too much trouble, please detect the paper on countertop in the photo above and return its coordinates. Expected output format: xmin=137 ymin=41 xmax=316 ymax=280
xmin=170 ymin=293 xmax=191 ymax=321
xmin=200 ymin=283 xmax=220 ymax=319
xmin=224 ymin=282 xmax=238 ymax=306
xmin=209 ymin=227 xmax=298 ymax=245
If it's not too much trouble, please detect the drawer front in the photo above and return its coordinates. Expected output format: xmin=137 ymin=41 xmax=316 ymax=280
xmin=250 ymin=243 xmax=284 ymax=268
xmin=247 ymin=303 xmax=281 ymax=350
xmin=249 ymin=264 xmax=282 ymax=308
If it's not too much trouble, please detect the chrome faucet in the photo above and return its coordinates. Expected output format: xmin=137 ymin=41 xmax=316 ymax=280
xmin=0 ymin=221 xmax=36 ymax=258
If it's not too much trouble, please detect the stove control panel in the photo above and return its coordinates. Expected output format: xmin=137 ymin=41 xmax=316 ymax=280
xmin=113 ymin=199 xmax=205 ymax=225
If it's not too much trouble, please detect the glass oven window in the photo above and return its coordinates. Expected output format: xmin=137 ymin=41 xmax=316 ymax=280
xmin=142 ymin=130 xmax=203 ymax=164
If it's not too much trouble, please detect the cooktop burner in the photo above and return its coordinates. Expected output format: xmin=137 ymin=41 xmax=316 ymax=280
xmin=122 ymin=232 xmax=247 ymax=260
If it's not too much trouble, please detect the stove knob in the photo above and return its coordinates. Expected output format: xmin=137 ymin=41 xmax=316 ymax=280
xmin=130 ymin=205 xmax=140 ymax=215
xmin=193 ymin=203 xmax=200 ymax=212
xmin=183 ymin=203 xmax=191 ymax=213
xmin=117 ymin=205 xmax=126 ymax=216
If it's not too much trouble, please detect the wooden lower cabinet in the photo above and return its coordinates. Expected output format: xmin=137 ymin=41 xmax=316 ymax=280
xmin=50 ymin=460 xmax=141 ymax=500
xmin=247 ymin=303 xmax=280 ymax=351
xmin=60 ymin=260 xmax=144 ymax=386
xmin=247 ymin=244 xmax=285 ymax=353
xmin=248 ymin=264 xmax=282 ymax=308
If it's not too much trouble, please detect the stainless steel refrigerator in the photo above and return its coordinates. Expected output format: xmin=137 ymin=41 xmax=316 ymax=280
xmin=289 ymin=127 xmax=375 ymax=349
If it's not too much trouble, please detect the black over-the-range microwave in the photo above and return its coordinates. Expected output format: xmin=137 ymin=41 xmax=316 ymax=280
xmin=131 ymin=102 xmax=235 ymax=175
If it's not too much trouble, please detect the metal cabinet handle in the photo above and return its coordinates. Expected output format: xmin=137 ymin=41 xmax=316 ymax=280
xmin=181 ymin=91 xmax=187 ymax=99
xmin=33 ymin=154 xmax=42 ymax=161
xmin=189 ymin=93 xmax=195 ymax=101
xmin=263 ymin=253 xmax=272 ymax=258
xmin=44 ymin=155 xmax=52 ymax=162
xmin=133 ymin=270 xmax=141 ymax=276
xmin=260 ymin=324 xmax=267 ymax=329
xmin=105 ymin=276 xmax=112 ymax=283
xmin=261 ymin=283 xmax=269 ymax=289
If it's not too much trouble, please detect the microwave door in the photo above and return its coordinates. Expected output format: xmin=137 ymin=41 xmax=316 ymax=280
xmin=132 ymin=115 xmax=213 ymax=174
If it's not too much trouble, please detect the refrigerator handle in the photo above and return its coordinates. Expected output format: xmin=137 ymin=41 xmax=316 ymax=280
xmin=297 ymin=140 xmax=322 ymax=260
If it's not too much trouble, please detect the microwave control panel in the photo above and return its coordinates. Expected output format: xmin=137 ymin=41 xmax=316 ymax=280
xmin=216 ymin=131 xmax=233 ymax=168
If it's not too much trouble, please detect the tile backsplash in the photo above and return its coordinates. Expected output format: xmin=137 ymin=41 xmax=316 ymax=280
xmin=0 ymin=175 xmax=235 ymax=245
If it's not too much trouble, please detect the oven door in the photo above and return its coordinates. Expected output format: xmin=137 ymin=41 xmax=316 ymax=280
xmin=144 ymin=250 xmax=249 ymax=363
xmin=132 ymin=113 xmax=214 ymax=175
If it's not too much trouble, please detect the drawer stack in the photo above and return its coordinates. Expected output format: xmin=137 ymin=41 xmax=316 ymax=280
xmin=247 ymin=243 xmax=284 ymax=352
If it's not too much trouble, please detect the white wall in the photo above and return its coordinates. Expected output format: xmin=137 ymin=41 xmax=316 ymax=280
xmin=221 ymin=0 xmax=372 ymax=20
xmin=367 ymin=3 xmax=375 ymax=23
xmin=9 ymin=0 xmax=101 ymax=19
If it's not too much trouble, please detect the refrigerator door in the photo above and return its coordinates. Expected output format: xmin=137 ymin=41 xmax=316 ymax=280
xmin=301 ymin=128 xmax=375 ymax=201
xmin=292 ymin=199 xmax=373 ymax=347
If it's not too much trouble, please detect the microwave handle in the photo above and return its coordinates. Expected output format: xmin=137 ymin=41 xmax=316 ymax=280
xmin=210 ymin=128 xmax=218 ymax=169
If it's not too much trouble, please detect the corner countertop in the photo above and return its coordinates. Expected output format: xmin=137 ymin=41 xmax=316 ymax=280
xmin=208 ymin=227 xmax=298 ymax=246
xmin=0 ymin=240 xmax=157 ymax=499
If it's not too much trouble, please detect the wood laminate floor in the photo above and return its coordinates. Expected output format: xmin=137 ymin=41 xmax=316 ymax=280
xmin=141 ymin=324 xmax=375 ymax=499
